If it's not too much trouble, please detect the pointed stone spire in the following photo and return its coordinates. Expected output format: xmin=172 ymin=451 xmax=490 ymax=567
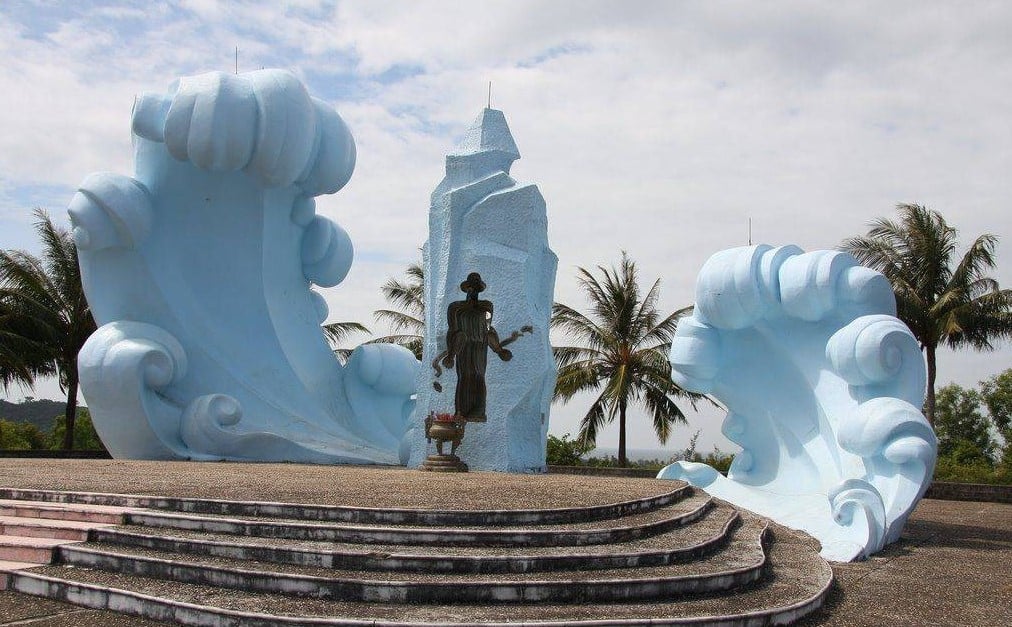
xmin=437 ymin=109 xmax=521 ymax=195
xmin=450 ymin=108 xmax=521 ymax=162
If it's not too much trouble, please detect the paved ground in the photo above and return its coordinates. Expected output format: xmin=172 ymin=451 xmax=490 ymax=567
xmin=1 ymin=460 xmax=1010 ymax=626
xmin=800 ymin=498 xmax=1012 ymax=626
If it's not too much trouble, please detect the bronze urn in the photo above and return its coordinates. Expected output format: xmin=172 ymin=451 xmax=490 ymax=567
xmin=420 ymin=412 xmax=468 ymax=472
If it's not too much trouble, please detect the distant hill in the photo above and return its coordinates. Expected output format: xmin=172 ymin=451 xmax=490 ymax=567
xmin=0 ymin=399 xmax=66 ymax=432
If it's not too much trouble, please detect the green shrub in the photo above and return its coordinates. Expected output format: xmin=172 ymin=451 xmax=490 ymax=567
xmin=579 ymin=455 xmax=668 ymax=471
xmin=665 ymin=430 xmax=735 ymax=474
xmin=0 ymin=419 xmax=47 ymax=449
xmin=546 ymin=433 xmax=594 ymax=466
xmin=577 ymin=450 xmax=736 ymax=474
xmin=700 ymin=449 xmax=735 ymax=475
xmin=934 ymin=454 xmax=1012 ymax=485
xmin=47 ymin=408 xmax=106 ymax=451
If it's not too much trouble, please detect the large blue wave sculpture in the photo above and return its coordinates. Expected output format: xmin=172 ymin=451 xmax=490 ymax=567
xmin=70 ymin=70 xmax=417 ymax=463
xmin=657 ymin=245 xmax=937 ymax=561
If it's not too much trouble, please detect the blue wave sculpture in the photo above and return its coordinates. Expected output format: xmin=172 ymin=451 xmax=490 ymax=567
xmin=657 ymin=245 xmax=937 ymax=561
xmin=71 ymin=70 xmax=417 ymax=463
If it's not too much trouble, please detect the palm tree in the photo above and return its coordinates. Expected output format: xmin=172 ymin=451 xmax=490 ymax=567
xmin=841 ymin=203 xmax=1012 ymax=426
xmin=0 ymin=209 xmax=97 ymax=449
xmin=322 ymin=321 xmax=371 ymax=364
xmin=552 ymin=252 xmax=706 ymax=466
xmin=0 ymin=312 xmax=50 ymax=391
xmin=372 ymin=262 xmax=425 ymax=360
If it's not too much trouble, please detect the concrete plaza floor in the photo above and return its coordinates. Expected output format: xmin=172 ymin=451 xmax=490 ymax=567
xmin=1 ymin=460 xmax=1009 ymax=626
xmin=799 ymin=497 xmax=1012 ymax=626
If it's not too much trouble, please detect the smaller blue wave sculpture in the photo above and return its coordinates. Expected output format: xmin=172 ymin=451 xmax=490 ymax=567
xmin=70 ymin=70 xmax=417 ymax=464
xmin=657 ymin=245 xmax=937 ymax=561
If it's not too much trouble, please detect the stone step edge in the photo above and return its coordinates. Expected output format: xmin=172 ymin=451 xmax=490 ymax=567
xmin=5 ymin=553 xmax=833 ymax=626
xmin=0 ymin=484 xmax=690 ymax=526
xmin=55 ymin=523 xmax=769 ymax=604
xmin=0 ymin=534 xmax=77 ymax=549
xmin=123 ymin=497 xmax=714 ymax=547
xmin=88 ymin=509 xmax=739 ymax=574
xmin=0 ymin=561 xmax=43 ymax=591
xmin=0 ymin=514 xmax=118 ymax=531
xmin=0 ymin=498 xmax=136 ymax=515
xmin=0 ymin=500 xmax=131 ymax=525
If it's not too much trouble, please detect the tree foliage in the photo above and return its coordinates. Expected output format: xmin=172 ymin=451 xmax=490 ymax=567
xmin=933 ymin=368 xmax=1012 ymax=473
xmin=0 ymin=404 xmax=105 ymax=452
xmin=545 ymin=433 xmax=595 ymax=466
xmin=0 ymin=419 xmax=46 ymax=450
xmin=551 ymin=252 xmax=706 ymax=466
xmin=934 ymin=383 xmax=997 ymax=465
xmin=980 ymin=369 xmax=1012 ymax=437
xmin=46 ymin=407 xmax=106 ymax=451
xmin=372 ymin=262 xmax=425 ymax=359
xmin=0 ymin=209 xmax=96 ymax=449
xmin=841 ymin=204 xmax=1012 ymax=425
xmin=321 ymin=321 xmax=371 ymax=364
xmin=980 ymin=369 xmax=1012 ymax=467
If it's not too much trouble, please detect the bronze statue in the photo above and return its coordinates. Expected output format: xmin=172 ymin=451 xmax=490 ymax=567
xmin=431 ymin=272 xmax=532 ymax=422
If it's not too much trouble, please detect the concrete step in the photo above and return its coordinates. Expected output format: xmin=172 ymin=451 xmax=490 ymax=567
xmin=0 ymin=499 xmax=130 ymax=525
xmin=0 ymin=484 xmax=691 ymax=525
xmin=0 ymin=535 xmax=72 ymax=564
xmin=122 ymin=495 xmax=714 ymax=547
xmin=8 ymin=526 xmax=833 ymax=625
xmin=0 ymin=560 xmax=42 ymax=591
xmin=56 ymin=515 xmax=766 ymax=603
xmin=90 ymin=504 xmax=739 ymax=574
xmin=0 ymin=515 xmax=115 ymax=541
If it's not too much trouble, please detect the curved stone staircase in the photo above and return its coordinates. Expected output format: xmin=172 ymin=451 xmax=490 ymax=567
xmin=0 ymin=484 xmax=832 ymax=625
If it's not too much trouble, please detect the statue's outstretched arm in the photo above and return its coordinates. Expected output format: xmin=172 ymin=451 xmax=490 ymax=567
xmin=488 ymin=324 xmax=532 ymax=361
xmin=497 ymin=325 xmax=534 ymax=349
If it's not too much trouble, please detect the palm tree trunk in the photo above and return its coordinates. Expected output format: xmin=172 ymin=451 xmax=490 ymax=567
xmin=62 ymin=373 xmax=78 ymax=450
xmin=924 ymin=343 xmax=937 ymax=428
xmin=618 ymin=399 xmax=628 ymax=467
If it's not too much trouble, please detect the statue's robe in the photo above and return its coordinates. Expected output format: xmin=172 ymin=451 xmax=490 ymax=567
xmin=446 ymin=299 xmax=494 ymax=421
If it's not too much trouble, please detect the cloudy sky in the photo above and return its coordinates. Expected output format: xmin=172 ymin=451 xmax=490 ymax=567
xmin=2 ymin=1 xmax=1010 ymax=456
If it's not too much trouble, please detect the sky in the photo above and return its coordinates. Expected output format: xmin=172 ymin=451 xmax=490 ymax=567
xmin=2 ymin=0 xmax=1011 ymax=458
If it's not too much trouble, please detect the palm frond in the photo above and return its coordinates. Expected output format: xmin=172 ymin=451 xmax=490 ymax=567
xmin=641 ymin=305 xmax=692 ymax=346
xmin=379 ymin=263 xmax=425 ymax=316
xmin=373 ymin=261 xmax=425 ymax=360
xmin=373 ymin=309 xmax=424 ymax=335
xmin=577 ymin=388 xmax=613 ymax=447
xmin=369 ymin=334 xmax=424 ymax=360
xmin=552 ymin=345 xmax=605 ymax=370
xmin=554 ymin=358 xmax=605 ymax=403
xmin=321 ymin=321 xmax=370 ymax=347
xmin=332 ymin=348 xmax=355 ymax=365
xmin=551 ymin=303 xmax=608 ymax=349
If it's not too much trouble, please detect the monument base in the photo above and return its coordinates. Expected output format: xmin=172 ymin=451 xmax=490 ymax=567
xmin=419 ymin=454 xmax=469 ymax=473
